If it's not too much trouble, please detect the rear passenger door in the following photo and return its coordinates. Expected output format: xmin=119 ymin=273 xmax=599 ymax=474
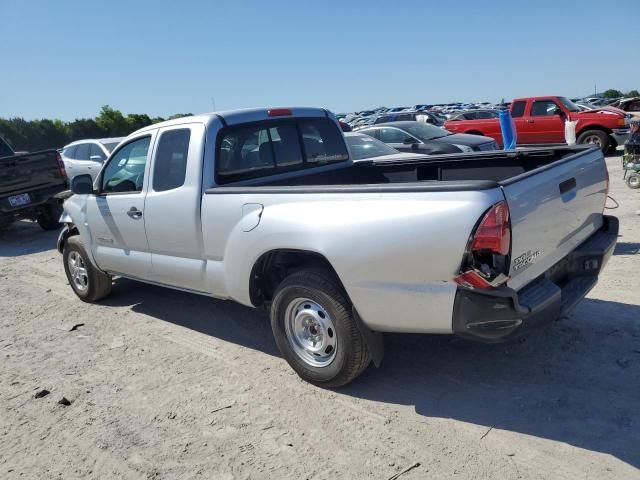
xmin=144 ymin=123 xmax=207 ymax=292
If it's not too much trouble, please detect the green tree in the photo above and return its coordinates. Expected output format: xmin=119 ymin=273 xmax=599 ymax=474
xmin=126 ymin=113 xmax=153 ymax=132
xmin=627 ymin=89 xmax=640 ymax=97
xmin=96 ymin=105 xmax=129 ymax=136
xmin=602 ymin=89 xmax=623 ymax=99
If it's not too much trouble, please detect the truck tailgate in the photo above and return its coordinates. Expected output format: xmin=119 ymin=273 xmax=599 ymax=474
xmin=502 ymin=147 xmax=607 ymax=291
xmin=0 ymin=151 xmax=65 ymax=197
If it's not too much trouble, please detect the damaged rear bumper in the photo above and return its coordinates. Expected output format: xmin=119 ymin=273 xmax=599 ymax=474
xmin=452 ymin=215 xmax=618 ymax=343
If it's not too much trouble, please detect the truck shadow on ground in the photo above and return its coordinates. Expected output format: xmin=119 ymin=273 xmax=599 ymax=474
xmin=103 ymin=279 xmax=640 ymax=468
xmin=0 ymin=221 xmax=59 ymax=257
xmin=342 ymin=298 xmax=640 ymax=469
xmin=104 ymin=278 xmax=279 ymax=356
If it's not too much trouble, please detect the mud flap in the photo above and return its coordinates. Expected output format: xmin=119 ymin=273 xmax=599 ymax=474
xmin=353 ymin=308 xmax=384 ymax=367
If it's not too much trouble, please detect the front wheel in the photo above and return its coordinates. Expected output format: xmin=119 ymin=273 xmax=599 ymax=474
xmin=577 ymin=130 xmax=610 ymax=153
xmin=270 ymin=269 xmax=371 ymax=388
xmin=627 ymin=174 xmax=640 ymax=189
xmin=63 ymin=236 xmax=112 ymax=302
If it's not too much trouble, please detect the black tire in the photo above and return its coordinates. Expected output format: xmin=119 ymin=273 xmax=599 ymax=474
xmin=37 ymin=201 xmax=63 ymax=231
xmin=63 ymin=236 xmax=112 ymax=302
xmin=270 ymin=269 xmax=371 ymax=388
xmin=577 ymin=129 xmax=610 ymax=153
xmin=627 ymin=174 xmax=640 ymax=189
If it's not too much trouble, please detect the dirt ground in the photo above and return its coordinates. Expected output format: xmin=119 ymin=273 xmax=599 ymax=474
xmin=1 ymin=152 xmax=639 ymax=480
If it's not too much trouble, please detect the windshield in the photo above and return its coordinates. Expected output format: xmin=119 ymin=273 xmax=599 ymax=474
xmin=558 ymin=96 xmax=581 ymax=113
xmin=346 ymin=134 xmax=398 ymax=160
xmin=400 ymin=122 xmax=451 ymax=141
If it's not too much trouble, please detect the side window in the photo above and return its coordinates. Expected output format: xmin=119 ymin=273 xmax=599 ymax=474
xmin=511 ymin=101 xmax=526 ymax=117
xmin=531 ymin=100 xmax=559 ymax=117
xmin=477 ymin=111 xmax=495 ymax=119
xmin=63 ymin=145 xmax=77 ymax=159
xmin=153 ymin=129 xmax=191 ymax=192
xmin=89 ymin=144 xmax=106 ymax=161
xmin=379 ymin=128 xmax=413 ymax=144
xmin=628 ymin=100 xmax=640 ymax=112
xmin=75 ymin=143 xmax=91 ymax=161
xmin=101 ymin=136 xmax=151 ymax=193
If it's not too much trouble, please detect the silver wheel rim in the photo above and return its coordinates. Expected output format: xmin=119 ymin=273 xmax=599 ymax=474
xmin=582 ymin=134 xmax=602 ymax=147
xmin=68 ymin=251 xmax=89 ymax=293
xmin=629 ymin=176 xmax=640 ymax=187
xmin=284 ymin=298 xmax=337 ymax=367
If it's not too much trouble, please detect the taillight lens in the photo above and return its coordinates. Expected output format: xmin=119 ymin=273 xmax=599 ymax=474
xmin=454 ymin=201 xmax=512 ymax=290
xmin=471 ymin=201 xmax=510 ymax=255
xmin=56 ymin=151 xmax=67 ymax=178
xmin=268 ymin=108 xmax=292 ymax=117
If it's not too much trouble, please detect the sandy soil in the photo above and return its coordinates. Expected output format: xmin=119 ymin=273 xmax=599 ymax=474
xmin=1 ymin=153 xmax=638 ymax=480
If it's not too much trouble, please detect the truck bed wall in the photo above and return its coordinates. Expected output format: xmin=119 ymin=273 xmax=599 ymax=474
xmin=248 ymin=147 xmax=581 ymax=187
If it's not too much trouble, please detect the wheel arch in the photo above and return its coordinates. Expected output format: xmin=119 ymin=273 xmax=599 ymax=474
xmin=249 ymin=249 xmax=344 ymax=307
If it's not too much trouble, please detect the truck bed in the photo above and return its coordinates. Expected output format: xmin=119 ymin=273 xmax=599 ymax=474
xmin=208 ymin=145 xmax=594 ymax=190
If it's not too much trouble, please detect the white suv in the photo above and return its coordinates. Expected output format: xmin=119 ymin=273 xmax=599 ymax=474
xmin=61 ymin=138 xmax=124 ymax=181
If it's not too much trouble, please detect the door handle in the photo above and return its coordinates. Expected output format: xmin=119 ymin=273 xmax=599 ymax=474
xmin=526 ymin=119 xmax=535 ymax=123
xmin=559 ymin=177 xmax=576 ymax=195
xmin=127 ymin=207 xmax=143 ymax=219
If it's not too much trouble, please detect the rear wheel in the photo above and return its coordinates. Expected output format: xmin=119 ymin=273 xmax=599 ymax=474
xmin=627 ymin=174 xmax=640 ymax=189
xmin=577 ymin=130 xmax=610 ymax=153
xmin=270 ymin=269 xmax=371 ymax=388
xmin=37 ymin=201 xmax=63 ymax=231
xmin=63 ymin=236 xmax=112 ymax=302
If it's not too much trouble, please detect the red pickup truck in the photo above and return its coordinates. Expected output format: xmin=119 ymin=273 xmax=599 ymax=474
xmin=444 ymin=96 xmax=630 ymax=152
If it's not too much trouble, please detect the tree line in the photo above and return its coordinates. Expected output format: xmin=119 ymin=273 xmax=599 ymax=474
xmin=0 ymin=106 xmax=192 ymax=152
xmin=2 ymin=89 xmax=639 ymax=152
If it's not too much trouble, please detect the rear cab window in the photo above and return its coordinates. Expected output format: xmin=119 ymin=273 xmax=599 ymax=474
xmin=216 ymin=117 xmax=348 ymax=184
xmin=511 ymin=101 xmax=526 ymax=117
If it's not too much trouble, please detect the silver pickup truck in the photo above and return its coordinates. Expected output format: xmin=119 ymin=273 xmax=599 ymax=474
xmin=58 ymin=107 xmax=618 ymax=387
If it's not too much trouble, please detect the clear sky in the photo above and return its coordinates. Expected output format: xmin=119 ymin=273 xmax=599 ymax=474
xmin=2 ymin=0 xmax=639 ymax=120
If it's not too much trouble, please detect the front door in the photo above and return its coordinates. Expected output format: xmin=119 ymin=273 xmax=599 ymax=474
xmin=85 ymin=134 xmax=155 ymax=279
xmin=521 ymin=99 xmax=566 ymax=144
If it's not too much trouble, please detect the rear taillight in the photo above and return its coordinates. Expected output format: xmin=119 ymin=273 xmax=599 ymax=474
xmin=56 ymin=151 xmax=67 ymax=178
xmin=471 ymin=201 xmax=510 ymax=255
xmin=454 ymin=201 xmax=511 ymax=290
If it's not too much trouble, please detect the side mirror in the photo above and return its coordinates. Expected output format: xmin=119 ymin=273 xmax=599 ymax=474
xmin=89 ymin=155 xmax=104 ymax=162
xmin=554 ymin=108 xmax=565 ymax=116
xmin=403 ymin=137 xmax=418 ymax=145
xmin=71 ymin=174 xmax=95 ymax=195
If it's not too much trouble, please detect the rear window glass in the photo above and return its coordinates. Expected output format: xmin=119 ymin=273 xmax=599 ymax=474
xmin=153 ymin=129 xmax=191 ymax=192
xmin=216 ymin=118 xmax=348 ymax=183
